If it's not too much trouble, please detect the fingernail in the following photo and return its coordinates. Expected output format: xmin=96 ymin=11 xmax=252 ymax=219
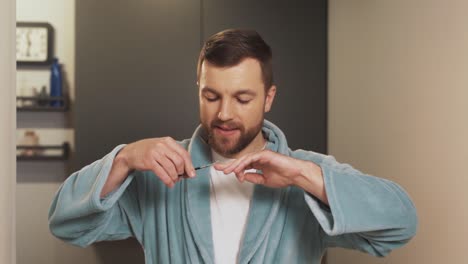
xmin=190 ymin=170 xmax=196 ymax=177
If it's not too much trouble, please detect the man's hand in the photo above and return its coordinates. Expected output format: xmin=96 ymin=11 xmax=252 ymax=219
xmin=101 ymin=137 xmax=195 ymax=197
xmin=122 ymin=137 xmax=196 ymax=185
xmin=213 ymin=150 xmax=329 ymax=205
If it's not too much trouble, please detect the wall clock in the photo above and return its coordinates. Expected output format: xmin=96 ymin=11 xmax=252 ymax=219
xmin=16 ymin=22 xmax=54 ymax=67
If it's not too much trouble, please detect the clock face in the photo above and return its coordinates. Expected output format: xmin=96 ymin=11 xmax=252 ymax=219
xmin=16 ymin=27 xmax=48 ymax=61
xmin=16 ymin=22 xmax=54 ymax=66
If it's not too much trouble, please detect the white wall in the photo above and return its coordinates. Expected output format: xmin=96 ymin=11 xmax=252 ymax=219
xmin=16 ymin=0 xmax=75 ymax=100
xmin=15 ymin=1 xmax=98 ymax=264
xmin=328 ymin=0 xmax=468 ymax=263
xmin=0 ymin=1 xmax=16 ymax=263
xmin=16 ymin=0 xmax=75 ymax=146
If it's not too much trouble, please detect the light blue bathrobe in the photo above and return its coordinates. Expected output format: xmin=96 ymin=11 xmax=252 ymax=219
xmin=48 ymin=120 xmax=418 ymax=264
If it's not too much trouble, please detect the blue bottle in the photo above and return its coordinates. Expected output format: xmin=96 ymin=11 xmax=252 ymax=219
xmin=50 ymin=58 xmax=63 ymax=107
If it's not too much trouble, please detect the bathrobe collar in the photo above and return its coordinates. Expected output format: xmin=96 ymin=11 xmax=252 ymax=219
xmin=184 ymin=120 xmax=289 ymax=264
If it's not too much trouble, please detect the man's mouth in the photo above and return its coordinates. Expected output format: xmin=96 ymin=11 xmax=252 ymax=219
xmin=214 ymin=125 xmax=240 ymax=136
xmin=217 ymin=125 xmax=237 ymax=130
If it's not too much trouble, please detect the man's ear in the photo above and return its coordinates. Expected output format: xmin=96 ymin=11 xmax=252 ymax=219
xmin=264 ymin=85 xmax=277 ymax=113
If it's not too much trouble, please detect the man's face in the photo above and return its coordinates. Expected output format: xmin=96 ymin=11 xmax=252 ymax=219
xmin=198 ymin=58 xmax=275 ymax=156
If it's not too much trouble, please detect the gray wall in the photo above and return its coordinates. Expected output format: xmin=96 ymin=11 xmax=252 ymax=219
xmin=75 ymin=0 xmax=327 ymax=168
xmin=202 ymin=0 xmax=328 ymax=153
xmin=75 ymin=0 xmax=201 ymax=168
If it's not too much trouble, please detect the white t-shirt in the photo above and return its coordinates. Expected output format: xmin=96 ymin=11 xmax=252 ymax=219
xmin=209 ymin=149 xmax=255 ymax=264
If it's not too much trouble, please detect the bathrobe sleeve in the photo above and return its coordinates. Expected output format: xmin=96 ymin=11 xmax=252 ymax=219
xmin=290 ymin=149 xmax=418 ymax=257
xmin=48 ymin=144 xmax=143 ymax=247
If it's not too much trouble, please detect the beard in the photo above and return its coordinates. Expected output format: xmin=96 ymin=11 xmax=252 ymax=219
xmin=201 ymin=117 xmax=264 ymax=156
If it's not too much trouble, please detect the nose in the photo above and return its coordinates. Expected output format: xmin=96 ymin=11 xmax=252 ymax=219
xmin=217 ymin=100 xmax=233 ymax=121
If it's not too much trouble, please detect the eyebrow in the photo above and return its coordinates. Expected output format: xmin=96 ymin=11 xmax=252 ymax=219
xmin=201 ymin=86 xmax=257 ymax=97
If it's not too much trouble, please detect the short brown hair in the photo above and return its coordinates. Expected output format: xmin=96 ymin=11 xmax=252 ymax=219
xmin=197 ymin=29 xmax=274 ymax=90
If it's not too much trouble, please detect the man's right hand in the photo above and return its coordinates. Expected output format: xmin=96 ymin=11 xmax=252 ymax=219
xmin=101 ymin=137 xmax=196 ymax=197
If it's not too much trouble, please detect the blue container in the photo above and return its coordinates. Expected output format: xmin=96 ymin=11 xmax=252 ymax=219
xmin=50 ymin=58 xmax=63 ymax=107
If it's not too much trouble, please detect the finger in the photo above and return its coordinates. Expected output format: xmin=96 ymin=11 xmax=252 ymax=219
xmin=164 ymin=150 xmax=185 ymax=176
xmin=231 ymin=162 xmax=254 ymax=181
xmin=156 ymin=155 xmax=179 ymax=182
xmin=214 ymin=161 xmax=231 ymax=171
xmin=150 ymin=160 xmax=175 ymax=188
xmin=165 ymin=139 xmax=196 ymax=177
xmin=233 ymin=170 xmax=245 ymax=182
xmin=222 ymin=155 xmax=249 ymax=174
xmin=232 ymin=153 xmax=263 ymax=175
xmin=243 ymin=173 xmax=266 ymax=185
xmin=238 ymin=164 xmax=256 ymax=181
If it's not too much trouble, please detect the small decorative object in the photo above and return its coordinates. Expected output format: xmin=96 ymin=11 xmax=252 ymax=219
xmin=18 ymin=130 xmax=41 ymax=157
xmin=16 ymin=22 xmax=54 ymax=66
xmin=50 ymin=58 xmax=63 ymax=107
xmin=37 ymin=86 xmax=49 ymax=106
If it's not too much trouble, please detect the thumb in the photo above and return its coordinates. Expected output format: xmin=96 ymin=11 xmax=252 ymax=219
xmin=243 ymin=173 xmax=265 ymax=185
xmin=214 ymin=162 xmax=229 ymax=171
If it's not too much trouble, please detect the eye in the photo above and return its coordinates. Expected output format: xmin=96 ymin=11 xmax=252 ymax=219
xmin=205 ymin=96 xmax=219 ymax=102
xmin=237 ymin=98 xmax=251 ymax=104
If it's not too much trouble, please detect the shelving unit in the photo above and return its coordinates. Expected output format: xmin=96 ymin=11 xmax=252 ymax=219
xmin=16 ymin=94 xmax=72 ymax=162
xmin=17 ymin=142 xmax=70 ymax=161
xmin=16 ymin=95 xmax=69 ymax=112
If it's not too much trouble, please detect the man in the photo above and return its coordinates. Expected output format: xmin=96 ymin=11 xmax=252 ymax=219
xmin=49 ymin=29 xmax=417 ymax=264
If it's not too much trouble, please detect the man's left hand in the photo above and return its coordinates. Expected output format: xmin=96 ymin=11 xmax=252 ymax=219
xmin=213 ymin=150 xmax=328 ymax=204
